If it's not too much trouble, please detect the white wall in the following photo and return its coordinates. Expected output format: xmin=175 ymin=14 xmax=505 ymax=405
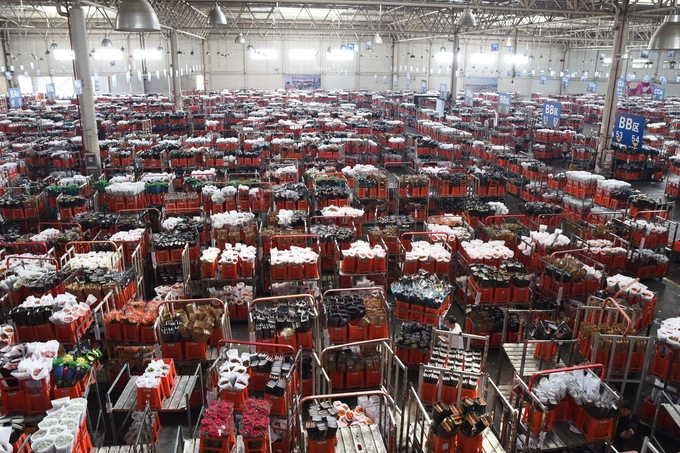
xmin=5 ymin=31 xmax=680 ymax=97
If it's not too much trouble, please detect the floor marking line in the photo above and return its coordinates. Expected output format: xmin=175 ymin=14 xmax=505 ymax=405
xmin=663 ymin=277 xmax=680 ymax=288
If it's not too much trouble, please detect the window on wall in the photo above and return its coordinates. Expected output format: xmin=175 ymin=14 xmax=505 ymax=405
xmin=469 ymin=53 xmax=496 ymax=65
xmin=53 ymin=49 xmax=74 ymax=61
xmin=327 ymin=50 xmax=353 ymax=61
xmin=250 ymin=49 xmax=278 ymax=60
xmin=504 ymin=54 xmax=529 ymax=65
xmin=133 ymin=49 xmax=163 ymax=60
xmin=288 ymin=49 xmax=316 ymax=60
xmin=95 ymin=48 xmax=124 ymax=60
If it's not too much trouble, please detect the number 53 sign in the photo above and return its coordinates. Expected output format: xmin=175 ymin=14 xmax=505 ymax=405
xmin=614 ymin=113 xmax=645 ymax=149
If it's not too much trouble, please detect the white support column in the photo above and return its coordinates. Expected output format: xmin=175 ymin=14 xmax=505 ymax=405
xmin=69 ymin=3 xmax=100 ymax=174
xmin=170 ymin=30 xmax=182 ymax=110
xmin=450 ymin=31 xmax=459 ymax=111
xmin=596 ymin=0 xmax=629 ymax=172
xmin=389 ymin=41 xmax=396 ymax=90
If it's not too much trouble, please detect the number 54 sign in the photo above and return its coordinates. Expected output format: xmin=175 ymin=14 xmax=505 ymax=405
xmin=614 ymin=113 xmax=645 ymax=150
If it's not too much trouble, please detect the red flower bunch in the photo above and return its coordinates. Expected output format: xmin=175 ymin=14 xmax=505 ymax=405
xmin=240 ymin=398 xmax=271 ymax=439
xmin=200 ymin=400 xmax=234 ymax=439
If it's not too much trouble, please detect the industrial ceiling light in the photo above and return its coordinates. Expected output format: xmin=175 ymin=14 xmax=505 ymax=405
xmin=340 ymin=43 xmax=347 ymax=50
xmin=327 ymin=46 xmax=332 ymax=53
xmin=246 ymin=43 xmax=254 ymax=51
xmin=457 ymin=8 xmax=476 ymax=28
xmin=157 ymin=44 xmax=163 ymax=53
xmin=374 ymin=32 xmax=383 ymax=44
xmin=121 ymin=46 xmax=126 ymax=52
xmin=207 ymin=2 xmax=228 ymax=26
xmin=91 ymin=47 xmax=96 ymax=54
xmin=190 ymin=49 xmax=195 ymax=56
xmin=115 ymin=0 xmax=161 ymax=32
xmin=45 ymin=49 xmax=50 ymax=56
xmin=50 ymin=41 xmax=59 ymax=50
xmin=649 ymin=15 xmax=680 ymax=50
xmin=235 ymin=32 xmax=246 ymax=44
xmin=440 ymin=44 xmax=447 ymax=53
xmin=410 ymin=53 xmax=416 ymax=58
xmin=505 ymin=36 xmax=513 ymax=47
xmin=101 ymin=36 xmax=113 ymax=47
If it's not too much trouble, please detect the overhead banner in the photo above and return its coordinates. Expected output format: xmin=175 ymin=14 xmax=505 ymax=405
xmin=613 ymin=113 xmax=645 ymax=150
xmin=284 ymin=74 xmax=321 ymax=90
xmin=464 ymin=87 xmax=474 ymax=106
xmin=587 ymin=81 xmax=597 ymax=93
xmin=652 ymin=86 xmax=666 ymax=101
xmin=539 ymin=74 xmax=547 ymax=85
xmin=45 ymin=83 xmax=56 ymax=101
xmin=542 ymin=101 xmax=562 ymax=128
xmin=497 ymin=92 xmax=511 ymax=114
xmin=8 ymin=87 xmax=22 ymax=109
xmin=561 ymin=76 xmax=569 ymax=88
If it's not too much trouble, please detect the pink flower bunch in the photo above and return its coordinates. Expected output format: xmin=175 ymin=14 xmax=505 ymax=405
xmin=200 ymin=400 xmax=235 ymax=438
xmin=240 ymin=398 xmax=271 ymax=438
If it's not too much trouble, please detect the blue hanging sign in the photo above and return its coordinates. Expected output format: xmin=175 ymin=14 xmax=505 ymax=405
xmin=652 ymin=86 xmax=666 ymax=101
xmin=641 ymin=49 xmax=650 ymax=58
xmin=491 ymin=43 xmax=499 ymax=51
xmin=660 ymin=76 xmax=668 ymax=84
xmin=8 ymin=87 xmax=22 ymax=109
xmin=561 ymin=76 xmax=569 ymax=88
xmin=668 ymin=50 xmax=676 ymax=57
xmin=542 ymin=101 xmax=562 ymax=128
xmin=540 ymin=74 xmax=547 ymax=85
xmin=642 ymin=75 xmax=651 ymax=83
xmin=587 ymin=81 xmax=597 ymax=93
xmin=506 ymin=46 xmax=514 ymax=52
xmin=45 ymin=83 xmax=56 ymax=101
xmin=613 ymin=113 xmax=645 ymax=149
xmin=498 ymin=92 xmax=511 ymax=114
xmin=464 ymin=87 xmax=474 ymax=106
xmin=616 ymin=78 xmax=625 ymax=96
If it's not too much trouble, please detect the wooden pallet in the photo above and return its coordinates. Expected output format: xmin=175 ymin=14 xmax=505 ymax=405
xmin=336 ymin=425 xmax=387 ymax=453
xmin=112 ymin=375 xmax=198 ymax=412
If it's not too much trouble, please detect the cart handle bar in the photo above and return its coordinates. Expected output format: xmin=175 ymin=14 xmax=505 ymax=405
xmin=633 ymin=210 xmax=670 ymax=221
xmin=5 ymin=254 xmax=59 ymax=271
xmin=2 ymin=242 xmax=49 ymax=255
xmin=481 ymin=214 xmax=525 ymax=227
xmin=528 ymin=364 xmax=605 ymax=391
xmin=298 ymin=390 xmax=390 ymax=413
xmin=216 ymin=339 xmax=296 ymax=356
xmin=548 ymin=248 xmax=587 ymax=262
xmin=249 ymin=293 xmax=316 ymax=310
xmin=320 ymin=338 xmax=390 ymax=362
xmin=38 ymin=222 xmax=83 ymax=235
xmin=322 ymin=286 xmax=386 ymax=302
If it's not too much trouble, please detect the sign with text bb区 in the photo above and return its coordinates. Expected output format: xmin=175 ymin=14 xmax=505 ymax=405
xmin=542 ymin=101 xmax=562 ymax=128
xmin=613 ymin=113 xmax=645 ymax=150
xmin=497 ymin=92 xmax=511 ymax=114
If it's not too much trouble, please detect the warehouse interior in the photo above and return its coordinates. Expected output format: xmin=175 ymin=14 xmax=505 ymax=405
xmin=0 ymin=0 xmax=679 ymax=453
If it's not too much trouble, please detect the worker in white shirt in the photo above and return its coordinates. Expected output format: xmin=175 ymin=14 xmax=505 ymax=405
xmin=442 ymin=315 xmax=464 ymax=349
